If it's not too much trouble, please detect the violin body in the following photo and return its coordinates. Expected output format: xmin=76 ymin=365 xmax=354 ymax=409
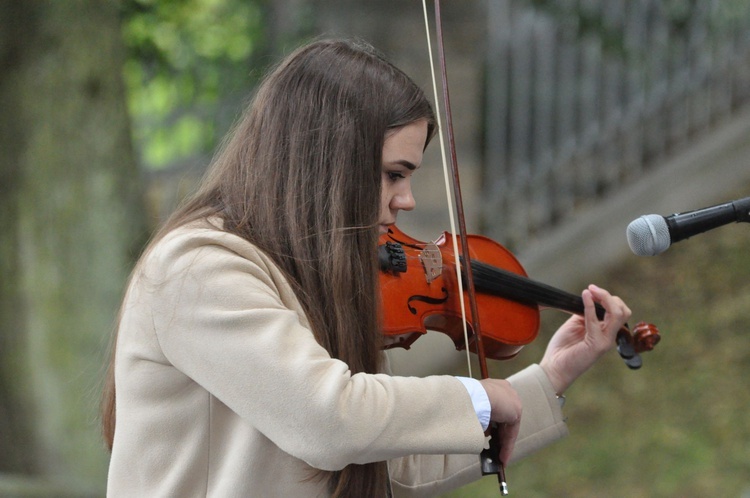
xmin=378 ymin=225 xmax=660 ymax=366
xmin=378 ymin=225 xmax=540 ymax=360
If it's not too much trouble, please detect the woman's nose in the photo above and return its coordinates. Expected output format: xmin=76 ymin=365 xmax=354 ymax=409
xmin=391 ymin=187 xmax=416 ymax=212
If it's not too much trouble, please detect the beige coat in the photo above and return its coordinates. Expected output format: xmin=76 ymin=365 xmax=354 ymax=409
xmin=107 ymin=219 xmax=567 ymax=497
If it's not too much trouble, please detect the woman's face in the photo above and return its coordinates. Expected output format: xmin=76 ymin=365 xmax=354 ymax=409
xmin=379 ymin=120 xmax=428 ymax=234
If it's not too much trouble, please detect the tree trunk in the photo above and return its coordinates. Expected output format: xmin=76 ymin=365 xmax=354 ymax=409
xmin=0 ymin=0 xmax=145 ymax=491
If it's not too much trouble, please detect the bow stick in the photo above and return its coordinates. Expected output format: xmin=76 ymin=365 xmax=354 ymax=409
xmin=421 ymin=1 xmax=509 ymax=494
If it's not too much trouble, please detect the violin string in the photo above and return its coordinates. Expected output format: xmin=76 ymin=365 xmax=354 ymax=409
xmin=421 ymin=0 xmax=473 ymax=378
xmin=468 ymin=259 xmax=607 ymax=320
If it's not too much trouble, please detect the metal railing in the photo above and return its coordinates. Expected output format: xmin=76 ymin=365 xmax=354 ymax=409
xmin=481 ymin=0 xmax=750 ymax=251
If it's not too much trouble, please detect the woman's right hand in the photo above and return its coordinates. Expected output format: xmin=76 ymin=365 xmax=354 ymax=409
xmin=478 ymin=378 xmax=522 ymax=464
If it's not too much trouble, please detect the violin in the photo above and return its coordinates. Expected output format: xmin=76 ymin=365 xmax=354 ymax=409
xmin=378 ymin=225 xmax=661 ymax=369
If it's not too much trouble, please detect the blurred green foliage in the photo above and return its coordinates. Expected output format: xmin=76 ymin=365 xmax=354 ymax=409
xmin=121 ymin=0 xmax=265 ymax=170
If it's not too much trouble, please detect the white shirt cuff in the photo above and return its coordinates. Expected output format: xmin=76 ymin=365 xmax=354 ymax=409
xmin=455 ymin=376 xmax=491 ymax=431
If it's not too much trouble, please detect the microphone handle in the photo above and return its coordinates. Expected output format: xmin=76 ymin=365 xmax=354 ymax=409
xmin=667 ymin=196 xmax=750 ymax=243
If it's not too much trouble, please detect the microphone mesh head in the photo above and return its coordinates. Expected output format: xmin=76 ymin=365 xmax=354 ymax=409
xmin=626 ymin=214 xmax=671 ymax=256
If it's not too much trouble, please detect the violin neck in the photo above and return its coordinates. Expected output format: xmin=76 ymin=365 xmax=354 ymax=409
xmin=466 ymin=258 xmax=606 ymax=321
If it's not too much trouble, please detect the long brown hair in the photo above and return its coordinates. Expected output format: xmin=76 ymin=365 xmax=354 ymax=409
xmin=102 ymin=39 xmax=436 ymax=497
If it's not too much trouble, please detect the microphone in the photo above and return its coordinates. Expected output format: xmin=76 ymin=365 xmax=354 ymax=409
xmin=626 ymin=196 xmax=750 ymax=256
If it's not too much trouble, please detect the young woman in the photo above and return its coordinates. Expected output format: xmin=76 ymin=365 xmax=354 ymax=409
xmin=102 ymin=39 xmax=631 ymax=497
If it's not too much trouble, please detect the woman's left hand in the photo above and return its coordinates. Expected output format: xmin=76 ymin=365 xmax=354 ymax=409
xmin=540 ymin=284 xmax=631 ymax=395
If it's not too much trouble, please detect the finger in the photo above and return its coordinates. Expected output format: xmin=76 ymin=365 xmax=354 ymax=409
xmin=588 ymin=284 xmax=632 ymax=327
xmin=582 ymin=288 xmax=617 ymax=350
xmin=589 ymin=284 xmax=631 ymax=314
xmin=587 ymin=284 xmax=615 ymax=309
xmin=498 ymin=418 xmax=520 ymax=465
xmin=581 ymin=288 xmax=602 ymax=333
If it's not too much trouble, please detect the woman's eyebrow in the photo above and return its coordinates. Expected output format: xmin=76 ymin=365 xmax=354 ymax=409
xmin=388 ymin=159 xmax=418 ymax=171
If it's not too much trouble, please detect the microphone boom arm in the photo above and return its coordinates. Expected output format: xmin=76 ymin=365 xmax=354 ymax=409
xmin=667 ymin=196 xmax=750 ymax=243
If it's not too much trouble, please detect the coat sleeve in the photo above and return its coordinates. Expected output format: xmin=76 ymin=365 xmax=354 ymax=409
xmin=138 ymin=227 xmax=487 ymax=472
xmin=388 ymin=365 xmax=568 ymax=497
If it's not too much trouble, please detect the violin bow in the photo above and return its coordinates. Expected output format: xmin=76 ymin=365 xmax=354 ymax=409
xmin=421 ymin=1 xmax=509 ymax=494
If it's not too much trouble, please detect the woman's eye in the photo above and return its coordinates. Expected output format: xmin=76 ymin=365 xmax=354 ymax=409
xmin=387 ymin=171 xmax=405 ymax=182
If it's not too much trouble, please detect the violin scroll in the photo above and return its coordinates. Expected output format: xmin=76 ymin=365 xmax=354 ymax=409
xmin=616 ymin=322 xmax=661 ymax=370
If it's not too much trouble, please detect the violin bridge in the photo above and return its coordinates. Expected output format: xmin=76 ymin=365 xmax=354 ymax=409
xmin=419 ymin=241 xmax=443 ymax=283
